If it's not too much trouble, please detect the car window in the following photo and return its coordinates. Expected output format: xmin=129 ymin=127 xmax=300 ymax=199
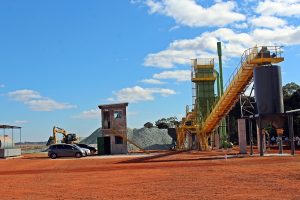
xmin=64 ymin=145 xmax=73 ymax=150
xmin=56 ymin=145 xmax=63 ymax=149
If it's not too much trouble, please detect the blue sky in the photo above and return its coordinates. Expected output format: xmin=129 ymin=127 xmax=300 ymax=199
xmin=0 ymin=0 xmax=300 ymax=141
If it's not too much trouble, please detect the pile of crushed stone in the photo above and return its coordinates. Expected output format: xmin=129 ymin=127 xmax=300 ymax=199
xmin=80 ymin=127 xmax=173 ymax=150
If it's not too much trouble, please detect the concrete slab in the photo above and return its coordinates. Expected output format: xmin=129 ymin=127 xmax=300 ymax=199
xmin=0 ymin=148 xmax=21 ymax=158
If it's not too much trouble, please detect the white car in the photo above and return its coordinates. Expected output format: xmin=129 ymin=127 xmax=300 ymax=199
xmin=82 ymin=148 xmax=91 ymax=156
xmin=73 ymin=144 xmax=90 ymax=156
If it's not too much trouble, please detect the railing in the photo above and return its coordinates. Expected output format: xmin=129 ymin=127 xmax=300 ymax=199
xmin=191 ymin=58 xmax=214 ymax=66
xmin=201 ymin=48 xmax=253 ymax=121
xmin=191 ymin=71 xmax=217 ymax=80
xmin=191 ymin=58 xmax=216 ymax=80
xmin=201 ymin=46 xmax=283 ymax=125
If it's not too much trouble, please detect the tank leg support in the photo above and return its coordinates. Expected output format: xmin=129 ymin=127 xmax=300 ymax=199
xmin=259 ymin=117 xmax=264 ymax=156
xmin=276 ymin=128 xmax=284 ymax=154
xmin=288 ymin=115 xmax=295 ymax=156
xmin=198 ymin=133 xmax=209 ymax=151
xmin=248 ymin=118 xmax=254 ymax=156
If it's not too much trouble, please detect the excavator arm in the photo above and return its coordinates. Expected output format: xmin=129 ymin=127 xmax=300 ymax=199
xmin=53 ymin=126 xmax=67 ymax=144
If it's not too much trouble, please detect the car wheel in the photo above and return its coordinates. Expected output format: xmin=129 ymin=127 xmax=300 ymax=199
xmin=91 ymin=150 xmax=95 ymax=155
xmin=50 ymin=153 xmax=57 ymax=159
xmin=75 ymin=152 xmax=82 ymax=158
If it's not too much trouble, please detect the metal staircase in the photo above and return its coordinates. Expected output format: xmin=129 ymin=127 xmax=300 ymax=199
xmin=177 ymin=46 xmax=284 ymax=150
xmin=201 ymin=46 xmax=284 ymax=136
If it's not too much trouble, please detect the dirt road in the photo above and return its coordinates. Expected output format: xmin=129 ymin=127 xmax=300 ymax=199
xmin=1 ymin=151 xmax=299 ymax=200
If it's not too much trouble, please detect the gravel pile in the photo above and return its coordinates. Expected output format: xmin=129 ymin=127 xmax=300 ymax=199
xmin=80 ymin=127 xmax=173 ymax=150
xmin=127 ymin=128 xmax=173 ymax=150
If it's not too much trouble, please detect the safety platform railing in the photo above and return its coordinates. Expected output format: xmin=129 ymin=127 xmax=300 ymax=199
xmin=201 ymin=46 xmax=284 ymax=135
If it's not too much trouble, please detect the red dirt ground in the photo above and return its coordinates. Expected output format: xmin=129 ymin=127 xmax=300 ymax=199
xmin=1 ymin=150 xmax=300 ymax=200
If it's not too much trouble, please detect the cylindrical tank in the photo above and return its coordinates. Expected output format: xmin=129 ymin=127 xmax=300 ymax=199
xmin=254 ymin=65 xmax=284 ymax=128
xmin=0 ymin=136 xmax=14 ymax=149
xmin=254 ymin=65 xmax=284 ymax=114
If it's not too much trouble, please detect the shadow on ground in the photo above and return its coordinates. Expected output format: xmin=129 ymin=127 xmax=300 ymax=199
xmin=118 ymin=150 xmax=239 ymax=164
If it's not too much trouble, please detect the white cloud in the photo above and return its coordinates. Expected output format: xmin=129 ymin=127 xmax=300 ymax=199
xmin=144 ymin=28 xmax=253 ymax=68
xmin=232 ymin=22 xmax=248 ymax=29
xmin=73 ymin=109 xmax=101 ymax=120
xmin=110 ymin=86 xmax=176 ymax=103
xmin=106 ymin=97 xmax=115 ymax=102
xmin=169 ymin=25 xmax=180 ymax=32
xmin=144 ymin=49 xmax=198 ymax=68
xmin=153 ymin=70 xmax=191 ymax=82
xmin=130 ymin=0 xmax=142 ymax=4
xmin=25 ymin=99 xmax=76 ymax=111
xmin=8 ymin=89 xmax=76 ymax=111
xmin=251 ymin=15 xmax=286 ymax=28
xmin=252 ymin=26 xmax=300 ymax=45
xmin=146 ymin=0 xmax=164 ymax=13
xmin=141 ymin=79 xmax=165 ymax=84
xmin=144 ymin=0 xmax=245 ymax=27
xmin=8 ymin=89 xmax=41 ymax=101
xmin=256 ymin=0 xmax=300 ymax=17
xmin=143 ymin=24 xmax=300 ymax=68
xmin=14 ymin=120 xmax=29 ymax=125
xmin=137 ymin=0 xmax=300 ymax=68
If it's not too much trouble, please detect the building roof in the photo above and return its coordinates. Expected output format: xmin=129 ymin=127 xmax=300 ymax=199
xmin=0 ymin=125 xmax=22 ymax=129
xmin=98 ymin=102 xmax=128 ymax=109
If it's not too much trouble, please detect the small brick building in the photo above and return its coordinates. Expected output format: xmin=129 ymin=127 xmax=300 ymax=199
xmin=98 ymin=103 xmax=128 ymax=155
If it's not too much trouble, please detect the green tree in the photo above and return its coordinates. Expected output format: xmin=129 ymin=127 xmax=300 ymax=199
xmin=143 ymin=122 xmax=154 ymax=128
xmin=155 ymin=117 xmax=179 ymax=129
xmin=284 ymin=88 xmax=300 ymax=136
xmin=283 ymin=82 xmax=300 ymax=97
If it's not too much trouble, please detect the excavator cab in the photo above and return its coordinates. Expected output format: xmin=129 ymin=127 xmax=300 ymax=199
xmin=46 ymin=126 xmax=78 ymax=146
xmin=62 ymin=133 xmax=78 ymax=144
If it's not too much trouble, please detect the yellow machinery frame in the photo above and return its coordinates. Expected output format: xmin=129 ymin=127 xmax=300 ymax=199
xmin=177 ymin=46 xmax=284 ymax=150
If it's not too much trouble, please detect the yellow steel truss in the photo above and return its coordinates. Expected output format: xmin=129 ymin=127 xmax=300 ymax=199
xmin=202 ymin=46 xmax=284 ymax=136
xmin=177 ymin=46 xmax=284 ymax=151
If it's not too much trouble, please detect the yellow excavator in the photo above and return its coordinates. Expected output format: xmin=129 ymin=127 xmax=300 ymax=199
xmin=46 ymin=126 xmax=79 ymax=146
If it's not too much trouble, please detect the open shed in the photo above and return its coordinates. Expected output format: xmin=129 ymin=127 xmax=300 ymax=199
xmin=0 ymin=125 xmax=22 ymax=158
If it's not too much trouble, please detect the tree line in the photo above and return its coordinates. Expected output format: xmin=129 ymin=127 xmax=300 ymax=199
xmin=228 ymin=82 xmax=300 ymax=143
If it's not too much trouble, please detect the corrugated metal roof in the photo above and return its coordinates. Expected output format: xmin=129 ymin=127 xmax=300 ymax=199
xmin=98 ymin=102 xmax=128 ymax=109
xmin=0 ymin=125 xmax=21 ymax=129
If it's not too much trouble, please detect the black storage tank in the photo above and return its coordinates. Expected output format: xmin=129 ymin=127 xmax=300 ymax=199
xmin=254 ymin=65 xmax=284 ymax=128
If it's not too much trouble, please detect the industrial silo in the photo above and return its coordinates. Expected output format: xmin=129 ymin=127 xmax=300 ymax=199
xmin=254 ymin=65 xmax=284 ymax=129
xmin=253 ymin=64 xmax=286 ymax=155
